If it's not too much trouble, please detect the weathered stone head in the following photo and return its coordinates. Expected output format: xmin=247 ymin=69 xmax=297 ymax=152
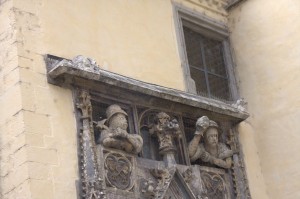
xmin=189 ymin=116 xmax=233 ymax=168
xmin=155 ymin=112 xmax=171 ymax=127
xmin=106 ymin=104 xmax=128 ymax=130
xmin=203 ymin=120 xmax=219 ymax=147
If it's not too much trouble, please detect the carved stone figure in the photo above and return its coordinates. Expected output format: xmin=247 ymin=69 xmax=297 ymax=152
xmin=149 ymin=112 xmax=181 ymax=154
xmin=188 ymin=116 xmax=233 ymax=169
xmin=96 ymin=104 xmax=143 ymax=154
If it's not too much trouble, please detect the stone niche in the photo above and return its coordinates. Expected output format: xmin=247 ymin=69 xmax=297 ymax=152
xmin=46 ymin=55 xmax=251 ymax=199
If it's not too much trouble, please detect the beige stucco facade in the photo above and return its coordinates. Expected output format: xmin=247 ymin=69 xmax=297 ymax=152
xmin=229 ymin=0 xmax=300 ymax=198
xmin=0 ymin=0 xmax=299 ymax=198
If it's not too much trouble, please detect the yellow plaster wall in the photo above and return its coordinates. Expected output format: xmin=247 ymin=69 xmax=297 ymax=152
xmin=39 ymin=0 xmax=227 ymax=90
xmin=229 ymin=0 xmax=300 ymax=198
xmin=1 ymin=0 xmax=275 ymax=198
xmin=1 ymin=0 xmax=229 ymax=198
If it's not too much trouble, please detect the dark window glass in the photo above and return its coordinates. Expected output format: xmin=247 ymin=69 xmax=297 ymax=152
xmin=183 ymin=26 xmax=231 ymax=101
xmin=190 ymin=67 xmax=208 ymax=97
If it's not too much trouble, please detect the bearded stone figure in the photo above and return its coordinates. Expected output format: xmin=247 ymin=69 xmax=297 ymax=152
xmin=188 ymin=116 xmax=233 ymax=169
xmin=96 ymin=104 xmax=143 ymax=154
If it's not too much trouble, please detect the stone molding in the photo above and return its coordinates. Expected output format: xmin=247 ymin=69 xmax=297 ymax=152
xmin=46 ymin=55 xmax=249 ymax=121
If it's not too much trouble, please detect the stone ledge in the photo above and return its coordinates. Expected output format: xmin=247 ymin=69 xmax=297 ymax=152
xmin=226 ymin=0 xmax=247 ymax=10
xmin=46 ymin=55 xmax=249 ymax=121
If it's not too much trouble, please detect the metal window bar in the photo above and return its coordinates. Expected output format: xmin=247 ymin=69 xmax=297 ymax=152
xmin=183 ymin=26 xmax=231 ymax=101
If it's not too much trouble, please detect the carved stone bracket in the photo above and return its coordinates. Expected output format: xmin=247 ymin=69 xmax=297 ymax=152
xmin=76 ymin=90 xmax=106 ymax=199
xmin=49 ymin=55 xmax=101 ymax=80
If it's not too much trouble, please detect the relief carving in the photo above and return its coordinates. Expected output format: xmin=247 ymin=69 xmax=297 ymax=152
xmin=150 ymin=167 xmax=176 ymax=199
xmin=182 ymin=167 xmax=194 ymax=184
xmin=104 ymin=152 xmax=133 ymax=191
xmin=140 ymin=178 xmax=156 ymax=198
xmin=188 ymin=116 xmax=233 ymax=169
xmin=149 ymin=112 xmax=181 ymax=155
xmin=201 ymin=170 xmax=227 ymax=199
xmin=76 ymin=90 xmax=106 ymax=199
xmin=95 ymin=104 xmax=143 ymax=154
xmin=231 ymin=98 xmax=247 ymax=112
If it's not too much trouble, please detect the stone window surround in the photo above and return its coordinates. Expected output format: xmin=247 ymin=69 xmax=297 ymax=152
xmin=173 ymin=3 xmax=239 ymax=102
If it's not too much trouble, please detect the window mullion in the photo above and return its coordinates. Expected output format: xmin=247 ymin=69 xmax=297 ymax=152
xmin=200 ymin=38 xmax=211 ymax=97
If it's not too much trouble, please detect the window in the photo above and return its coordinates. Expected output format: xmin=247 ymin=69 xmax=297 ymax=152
xmin=174 ymin=6 xmax=238 ymax=102
xmin=183 ymin=25 xmax=230 ymax=100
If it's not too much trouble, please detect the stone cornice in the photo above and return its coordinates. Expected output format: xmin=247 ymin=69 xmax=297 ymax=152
xmin=46 ymin=55 xmax=249 ymax=122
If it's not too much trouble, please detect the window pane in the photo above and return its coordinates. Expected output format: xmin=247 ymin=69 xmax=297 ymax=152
xmin=183 ymin=27 xmax=204 ymax=69
xmin=190 ymin=67 xmax=208 ymax=96
xmin=208 ymin=74 xmax=230 ymax=100
xmin=203 ymin=38 xmax=227 ymax=77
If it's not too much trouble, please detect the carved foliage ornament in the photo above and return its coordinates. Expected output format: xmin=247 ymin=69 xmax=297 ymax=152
xmin=76 ymin=90 xmax=106 ymax=198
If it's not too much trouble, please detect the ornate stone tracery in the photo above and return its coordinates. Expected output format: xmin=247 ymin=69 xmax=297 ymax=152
xmin=47 ymin=55 xmax=251 ymax=199
xmin=201 ymin=170 xmax=228 ymax=199
xmin=104 ymin=152 xmax=133 ymax=191
xmin=76 ymin=90 xmax=106 ymax=199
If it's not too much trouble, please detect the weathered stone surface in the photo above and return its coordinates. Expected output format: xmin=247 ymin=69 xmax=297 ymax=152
xmin=47 ymin=55 xmax=249 ymax=121
xmin=188 ymin=116 xmax=233 ymax=169
xmin=96 ymin=104 xmax=143 ymax=154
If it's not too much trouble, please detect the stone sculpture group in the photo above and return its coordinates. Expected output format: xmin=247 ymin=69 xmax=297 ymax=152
xmin=95 ymin=104 xmax=233 ymax=169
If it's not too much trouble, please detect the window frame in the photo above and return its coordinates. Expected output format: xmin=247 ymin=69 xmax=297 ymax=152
xmin=173 ymin=4 xmax=239 ymax=102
